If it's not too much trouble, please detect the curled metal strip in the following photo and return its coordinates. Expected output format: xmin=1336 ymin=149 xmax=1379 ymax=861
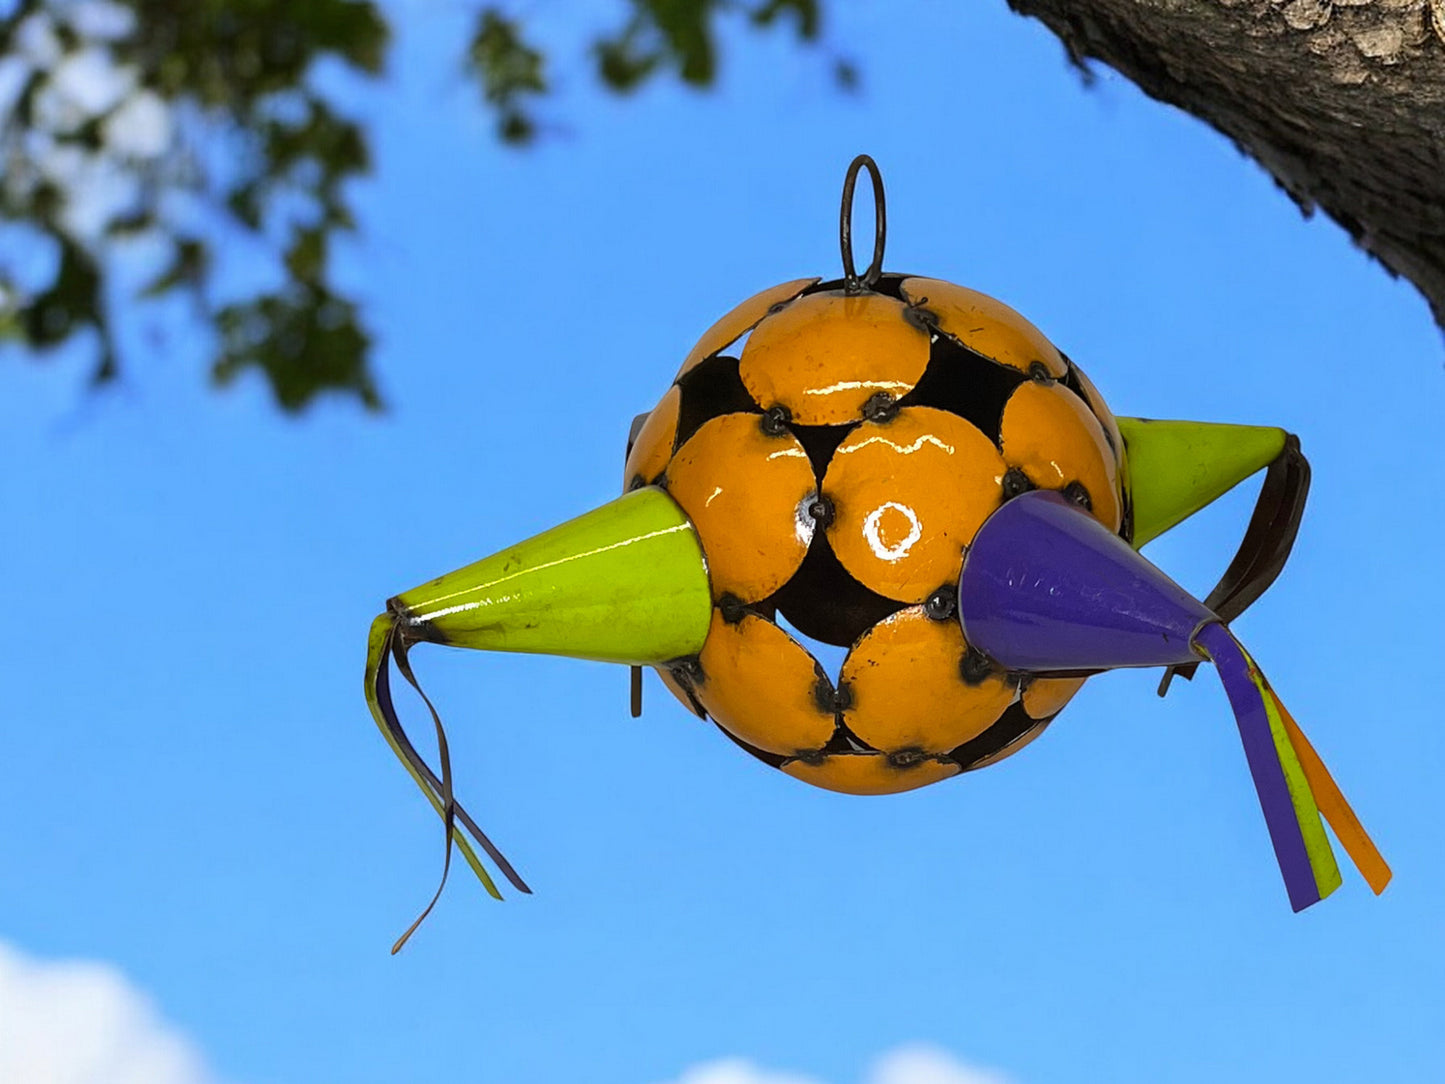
xmin=369 ymin=621 xmax=531 ymax=951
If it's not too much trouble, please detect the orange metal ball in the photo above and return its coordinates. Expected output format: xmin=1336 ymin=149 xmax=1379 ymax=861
xmin=626 ymin=272 xmax=1129 ymax=795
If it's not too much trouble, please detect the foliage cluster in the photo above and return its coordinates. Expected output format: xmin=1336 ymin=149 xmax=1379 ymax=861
xmin=0 ymin=0 xmax=836 ymax=410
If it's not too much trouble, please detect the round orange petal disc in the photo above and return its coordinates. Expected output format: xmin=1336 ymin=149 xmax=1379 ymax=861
xmin=900 ymin=277 xmax=1066 ymax=378
xmin=675 ymin=278 xmax=820 ymax=380
xmin=841 ymin=607 xmax=1016 ymax=753
xmin=824 ymin=407 xmax=1004 ymax=602
xmin=693 ymin=610 xmax=837 ymax=757
xmin=623 ymin=384 xmax=681 ymax=490
xmin=1000 ymin=381 xmax=1122 ymax=531
xmin=740 ymin=291 xmax=930 ymax=425
xmin=665 ymin=413 xmax=817 ymax=603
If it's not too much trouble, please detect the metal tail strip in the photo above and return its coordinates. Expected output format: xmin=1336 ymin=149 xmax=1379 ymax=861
xmin=1250 ymin=663 xmax=1341 ymax=902
xmin=1194 ymin=622 xmax=1324 ymax=912
xmin=364 ymin=616 xmax=531 ymax=951
xmin=1270 ymin=687 xmax=1392 ymax=896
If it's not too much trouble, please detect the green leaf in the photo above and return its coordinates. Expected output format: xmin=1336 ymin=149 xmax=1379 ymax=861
xmin=284 ymin=227 xmax=327 ymax=285
xmin=594 ymin=24 xmax=661 ymax=93
xmin=213 ymin=286 xmax=378 ymax=412
xmin=106 ymin=210 xmax=157 ymax=238
xmin=467 ymin=9 xmax=547 ymax=142
xmin=0 ymin=0 xmax=842 ymax=413
xmin=23 ymin=236 xmax=101 ymax=348
xmin=226 ymin=181 xmax=265 ymax=231
xmin=638 ymin=0 xmax=717 ymax=86
xmin=750 ymin=0 xmax=820 ymax=39
xmin=139 ymin=238 xmax=209 ymax=299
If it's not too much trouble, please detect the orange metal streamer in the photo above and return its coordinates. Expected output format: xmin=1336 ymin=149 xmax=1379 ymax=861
xmin=1274 ymin=694 xmax=1392 ymax=895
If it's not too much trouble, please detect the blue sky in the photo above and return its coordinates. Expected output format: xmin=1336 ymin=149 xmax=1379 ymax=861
xmin=3 ymin=2 xmax=1443 ymax=1082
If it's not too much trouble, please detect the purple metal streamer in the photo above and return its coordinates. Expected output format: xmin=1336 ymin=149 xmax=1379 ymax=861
xmin=1194 ymin=622 xmax=1320 ymax=912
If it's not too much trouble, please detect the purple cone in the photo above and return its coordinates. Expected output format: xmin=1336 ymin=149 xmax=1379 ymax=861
xmin=958 ymin=490 xmax=1215 ymax=672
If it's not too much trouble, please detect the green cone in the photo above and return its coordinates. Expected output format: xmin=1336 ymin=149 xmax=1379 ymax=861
xmin=388 ymin=485 xmax=712 ymax=664
xmin=363 ymin=486 xmax=713 ymax=940
xmin=1119 ymin=418 xmax=1288 ymax=547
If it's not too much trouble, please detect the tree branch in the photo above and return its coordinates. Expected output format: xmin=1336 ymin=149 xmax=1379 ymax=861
xmin=1010 ymin=0 xmax=1445 ymax=333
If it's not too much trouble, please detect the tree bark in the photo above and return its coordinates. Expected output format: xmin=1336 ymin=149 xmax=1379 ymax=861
xmin=1009 ymin=0 xmax=1445 ymax=332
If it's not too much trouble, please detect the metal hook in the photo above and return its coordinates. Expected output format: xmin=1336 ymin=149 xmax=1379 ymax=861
xmin=840 ymin=154 xmax=886 ymax=293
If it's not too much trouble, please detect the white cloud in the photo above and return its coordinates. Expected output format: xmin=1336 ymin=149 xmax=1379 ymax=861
xmin=668 ymin=1058 xmax=823 ymax=1084
xmin=870 ymin=1044 xmax=1012 ymax=1084
xmin=0 ymin=940 xmax=218 ymax=1084
xmin=660 ymin=1045 xmax=1013 ymax=1084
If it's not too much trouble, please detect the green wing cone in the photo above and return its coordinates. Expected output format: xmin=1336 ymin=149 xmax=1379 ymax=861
xmin=364 ymin=486 xmax=712 ymax=938
xmin=391 ymin=485 xmax=712 ymax=664
xmin=1118 ymin=417 xmax=1288 ymax=547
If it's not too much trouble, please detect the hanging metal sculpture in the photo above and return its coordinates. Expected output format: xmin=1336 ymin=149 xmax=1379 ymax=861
xmin=365 ymin=156 xmax=1387 ymax=949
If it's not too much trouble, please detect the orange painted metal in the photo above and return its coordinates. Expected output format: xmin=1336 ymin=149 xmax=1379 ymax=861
xmin=739 ymin=291 xmax=930 ymax=425
xmin=623 ymin=384 xmax=682 ymax=489
xmin=781 ymin=752 xmax=960 ymax=795
xmin=665 ymin=413 xmax=816 ymax=603
xmin=841 ymin=607 xmax=1015 ymax=753
xmin=824 ymin=407 xmax=1004 ymax=602
xmin=615 ymin=266 xmax=1143 ymax=801
xmin=656 ymin=666 xmax=704 ymax=719
xmin=1277 ymin=697 xmax=1392 ymax=895
xmin=900 ymin=277 xmax=1066 ymax=378
xmin=693 ymin=610 xmax=837 ymax=756
xmin=1000 ymin=381 xmax=1122 ymax=531
xmin=675 ymin=277 xmax=820 ymax=379
xmin=964 ymin=721 xmax=1051 ymax=771
xmin=1071 ymin=363 xmax=1128 ymax=504
xmin=1022 ymin=675 xmax=1087 ymax=720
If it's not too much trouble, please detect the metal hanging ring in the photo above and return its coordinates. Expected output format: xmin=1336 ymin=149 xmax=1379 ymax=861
xmin=840 ymin=154 xmax=886 ymax=292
